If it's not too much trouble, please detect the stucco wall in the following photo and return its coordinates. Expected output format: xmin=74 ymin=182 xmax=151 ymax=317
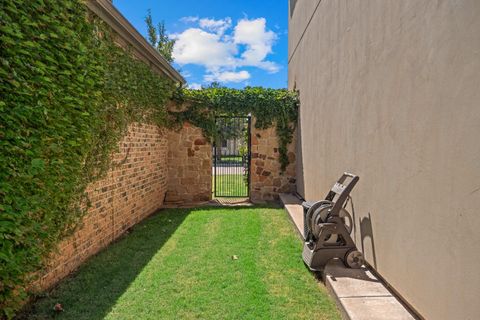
xmin=288 ymin=1 xmax=480 ymax=319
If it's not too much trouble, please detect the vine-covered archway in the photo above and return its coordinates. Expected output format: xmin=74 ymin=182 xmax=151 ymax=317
xmin=171 ymin=86 xmax=299 ymax=171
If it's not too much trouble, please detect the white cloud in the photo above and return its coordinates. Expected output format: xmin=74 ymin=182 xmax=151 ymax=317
xmin=172 ymin=28 xmax=237 ymax=70
xmin=173 ymin=17 xmax=279 ymax=84
xmin=188 ymin=82 xmax=202 ymax=90
xmin=234 ymin=18 xmax=279 ymax=73
xmin=205 ymin=70 xmax=251 ymax=83
xmin=181 ymin=70 xmax=192 ymax=78
xmin=180 ymin=16 xmax=199 ymax=23
xmin=199 ymin=17 xmax=232 ymax=35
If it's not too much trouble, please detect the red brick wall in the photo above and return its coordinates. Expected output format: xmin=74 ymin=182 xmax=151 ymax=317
xmin=36 ymin=123 xmax=168 ymax=290
xmin=164 ymin=122 xmax=212 ymax=205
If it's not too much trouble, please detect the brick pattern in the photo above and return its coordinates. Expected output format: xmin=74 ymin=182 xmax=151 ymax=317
xmin=36 ymin=123 xmax=168 ymax=290
xmin=35 ymin=119 xmax=294 ymax=290
xmin=250 ymin=119 xmax=296 ymax=202
xmin=164 ymin=122 xmax=212 ymax=205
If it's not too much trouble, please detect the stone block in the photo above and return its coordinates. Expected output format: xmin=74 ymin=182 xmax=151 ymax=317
xmin=273 ymin=178 xmax=282 ymax=187
xmin=255 ymin=160 xmax=265 ymax=167
xmin=194 ymin=138 xmax=207 ymax=145
xmin=287 ymin=152 xmax=296 ymax=163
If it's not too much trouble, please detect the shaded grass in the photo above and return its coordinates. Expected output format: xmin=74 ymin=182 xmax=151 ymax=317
xmin=214 ymin=174 xmax=248 ymax=197
xmin=19 ymin=207 xmax=340 ymax=320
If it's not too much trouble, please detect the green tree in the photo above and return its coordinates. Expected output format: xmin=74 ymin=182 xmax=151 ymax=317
xmin=205 ymin=81 xmax=223 ymax=89
xmin=144 ymin=9 xmax=175 ymax=62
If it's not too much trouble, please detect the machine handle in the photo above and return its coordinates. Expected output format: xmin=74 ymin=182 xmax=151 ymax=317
xmin=343 ymin=172 xmax=357 ymax=179
xmin=328 ymin=173 xmax=359 ymax=217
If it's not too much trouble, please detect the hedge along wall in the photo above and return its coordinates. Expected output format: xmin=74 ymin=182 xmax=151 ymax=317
xmin=0 ymin=1 xmax=177 ymax=316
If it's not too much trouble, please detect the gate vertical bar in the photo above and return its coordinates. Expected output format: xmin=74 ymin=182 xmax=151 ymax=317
xmin=212 ymin=115 xmax=251 ymax=198
xmin=247 ymin=116 xmax=251 ymax=197
xmin=213 ymin=117 xmax=217 ymax=198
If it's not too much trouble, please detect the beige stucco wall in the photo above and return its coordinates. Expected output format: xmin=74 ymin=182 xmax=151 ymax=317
xmin=288 ymin=1 xmax=480 ymax=319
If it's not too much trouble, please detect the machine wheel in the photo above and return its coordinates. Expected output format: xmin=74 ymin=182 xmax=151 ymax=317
xmin=311 ymin=205 xmax=333 ymax=239
xmin=306 ymin=200 xmax=333 ymax=235
xmin=321 ymin=207 xmax=353 ymax=235
xmin=344 ymin=250 xmax=364 ymax=269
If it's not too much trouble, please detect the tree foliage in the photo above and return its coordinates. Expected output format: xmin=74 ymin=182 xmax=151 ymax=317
xmin=144 ymin=9 xmax=175 ymax=62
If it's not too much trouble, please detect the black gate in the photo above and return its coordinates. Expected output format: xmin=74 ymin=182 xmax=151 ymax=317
xmin=213 ymin=116 xmax=251 ymax=197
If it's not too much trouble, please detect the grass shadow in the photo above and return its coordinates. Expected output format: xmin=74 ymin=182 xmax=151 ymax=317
xmin=17 ymin=208 xmax=191 ymax=320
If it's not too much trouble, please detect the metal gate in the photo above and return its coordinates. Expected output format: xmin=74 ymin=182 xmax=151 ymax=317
xmin=213 ymin=116 xmax=251 ymax=197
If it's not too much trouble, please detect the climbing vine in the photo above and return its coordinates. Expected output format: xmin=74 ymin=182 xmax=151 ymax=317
xmin=172 ymin=86 xmax=299 ymax=171
xmin=0 ymin=1 xmax=298 ymax=318
xmin=0 ymin=1 xmax=175 ymax=317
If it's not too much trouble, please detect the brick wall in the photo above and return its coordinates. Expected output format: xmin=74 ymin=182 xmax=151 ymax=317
xmin=164 ymin=122 xmax=212 ymax=205
xmin=250 ymin=119 xmax=296 ymax=202
xmin=36 ymin=123 xmax=168 ymax=290
xmin=35 ymin=119 xmax=294 ymax=290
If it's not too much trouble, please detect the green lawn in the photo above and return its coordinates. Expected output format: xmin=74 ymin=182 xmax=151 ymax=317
xmin=20 ymin=207 xmax=340 ymax=320
xmin=214 ymin=174 xmax=248 ymax=197
xmin=216 ymin=155 xmax=243 ymax=164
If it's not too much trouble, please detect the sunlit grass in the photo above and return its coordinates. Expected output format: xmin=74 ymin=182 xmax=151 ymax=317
xmin=213 ymin=174 xmax=248 ymax=197
xmin=216 ymin=155 xmax=243 ymax=164
xmin=20 ymin=207 xmax=340 ymax=320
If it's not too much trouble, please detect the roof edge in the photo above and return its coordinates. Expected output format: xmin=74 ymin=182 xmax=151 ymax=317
xmin=86 ymin=0 xmax=185 ymax=84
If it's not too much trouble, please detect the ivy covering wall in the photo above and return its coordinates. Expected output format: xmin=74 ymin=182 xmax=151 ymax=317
xmin=172 ymin=87 xmax=299 ymax=170
xmin=0 ymin=1 xmax=175 ymax=317
xmin=0 ymin=1 xmax=298 ymax=318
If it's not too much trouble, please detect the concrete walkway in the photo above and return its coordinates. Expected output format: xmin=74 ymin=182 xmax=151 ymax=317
xmin=279 ymin=193 xmax=416 ymax=320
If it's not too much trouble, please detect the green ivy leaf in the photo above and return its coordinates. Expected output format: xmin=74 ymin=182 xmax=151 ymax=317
xmin=29 ymin=159 xmax=45 ymax=175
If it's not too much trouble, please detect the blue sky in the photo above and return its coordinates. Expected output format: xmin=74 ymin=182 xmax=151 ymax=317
xmin=113 ymin=0 xmax=288 ymax=89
